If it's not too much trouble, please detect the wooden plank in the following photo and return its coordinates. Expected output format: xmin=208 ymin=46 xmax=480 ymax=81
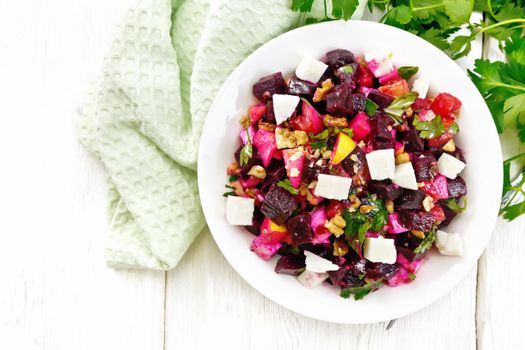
xmin=476 ymin=36 xmax=525 ymax=350
xmin=0 ymin=1 xmax=166 ymax=349
xmin=165 ymin=9 xmax=481 ymax=350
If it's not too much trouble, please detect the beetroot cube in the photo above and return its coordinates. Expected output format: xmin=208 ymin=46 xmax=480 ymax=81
xmin=399 ymin=210 xmax=436 ymax=232
xmin=395 ymin=190 xmax=425 ymax=210
xmin=253 ymin=72 xmax=287 ymax=102
xmin=261 ymin=184 xmax=297 ymax=225
xmin=447 ymin=176 xmax=467 ymax=198
xmin=287 ymin=213 xmax=314 ymax=245
xmin=326 ymin=49 xmax=356 ymax=70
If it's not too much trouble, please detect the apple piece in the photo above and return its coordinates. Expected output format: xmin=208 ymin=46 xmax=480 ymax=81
xmin=259 ymin=217 xmax=288 ymax=244
xmin=282 ymin=148 xmax=305 ymax=189
xmin=331 ymin=132 xmax=357 ymax=165
xmin=349 ymin=111 xmax=371 ymax=141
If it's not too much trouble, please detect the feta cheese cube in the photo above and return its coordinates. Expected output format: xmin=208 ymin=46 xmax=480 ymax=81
xmin=391 ymin=162 xmax=418 ymax=190
xmin=225 ymin=196 xmax=254 ymax=226
xmin=314 ymin=173 xmax=352 ymax=200
xmin=304 ymin=250 xmax=339 ymax=273
xmin=272 ymin=94 xmax=300 ymax=125
xmin=365 ymin=149 xmax=395 ymax=180
xmin=435 ymin=230 xmax=463 ymax=256
xmin=297 ymin=270 xmax=329 ymax=288
xmin=364 ymin=49 xmax=394 ymax=78
xmin=295 ymin=56 xmax=328 ymax=83
xmin=437 ymin=153 xmax=466 ymax=179
xmin=412 ymin=76 xmax=430 ymax=98
xmin=364 ymin=237 xmax=397 ymax=264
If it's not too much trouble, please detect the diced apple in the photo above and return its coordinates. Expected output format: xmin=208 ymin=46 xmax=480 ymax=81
xmin=282 ymin=148 xmax=305 ymax=188
xmin=348 ymin=111 xmax=371 ymax=141
xmin=273 ymin=94 xmax=300 ymax=125
xmin=259 ymin=217 xmax=288 ymax=244
xmin=331 ymin=132 xmax=356 ymax=165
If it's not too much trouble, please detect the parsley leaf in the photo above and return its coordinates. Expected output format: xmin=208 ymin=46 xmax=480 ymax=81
xmin=384 ymin=92 xmax=418 ymax=122
xmin=443 ymin=197 xmax=468 ymax=214
xmin=277 ymin=179 xmax=299 ymax=195
xmin=500 ymin=153 xmax=525 ymax=221
xmin=340 ymin=279 xmax=384 ymax=300
xmin=413 ymin=115 xmax=446 ymax=139
xmin=414 ymin=230 xmax=436 ymax=254
xmin=239 ymin=128 xmax=253 ymax=166
xmin=408 ymin=273 xmax=417 ymax=280
xmin=365 ymin=98 xmax=379 ymax=116
xmin=228 ymin=175 xmax=238 ymax=183
xmin=291 ymin=0 xmax=315 ymax=12
xmin=398 ymin=66 xmax=419 ymax=80
xmin=331 ymin=0 xmax=360 ymax=20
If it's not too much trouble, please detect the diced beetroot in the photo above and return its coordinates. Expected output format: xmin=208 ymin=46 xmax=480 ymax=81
xmin=341 ymin=146 xmax=366 ymax=176
xmin=288 ymin=213 xmax=314 ymax=245
xmin=261 ymin=184 xmax=297 ymax=224
xmin=248 ymin=103 xmax=267 ymax=124
xmin=329 ymin=265 xmax=365 ymax=288
xmin=378 ymin=69 xmax=401 ymax=84
xmin=397 ymin=254 xmax=426 ymax=274
xmin=326 ymin=49 xmax=356 ymax=69
xmin=311 ymin=207 xmax=331 ymax=244
xmin=439 ymin=201 xmax=458 ymax=227
xmin=378 ymin=79 xmax=409 ymax=97
xmin=286 ymin=77 xmax=317 ymax=97
xmin=289 ymin=100 xmax=324 ymax=134
xmin=335 ymin=63 xmax=359 ymax=87
xmin=367 ymin=90 xmax=395 ymax=109
xmin=366 ymin=262 xmax=399 ymax=280
xmin=359 ymin=86 xmax=375 ymax=96
xmin=423 ymin=175 xmax=449 ymax=201
xmin=417 ymin=109 xmax=436 ymax=121
xmin=448 ymin=176 xmax=467 ymax=198
xmin=273 ymin=150 xmax=282 ymax=160
xmin=240 ymin=176 xmax=262 ymax=189
xmin=412 ymin=152 xmax=437 ymax=181
xmin=348 ymin=111 xmax=371 ymax=141
xmin=430 ymin=92 xmax=461 ymax=118
xmin=386 ymin=213 xmax=409 ymax=234
xmin=282 ymin=148 xmax=305 ymax=189
xmin=259 ymin=217 xmax=288 ymax=244
xmin=395 ymin=190 xmax=425 ymax=211
xmin=429 ymin=204 xmax=446 ymax=222
xmin=326 ymin=200 xmax=345 ymax=219
xmin=357 ymin=57 xmax=374 ymax=87
xmin=253 ymin=129 xmax=277 ymax=167
xmin=250 ymin=235 xmax=282 ymax=261
xmin=275 ymin=254 xmax=306 ymax=276
xmin=401 ymin=127 xmax=424 ymax=153
xmin=386 ymin=266 xmax=411 ymax=286
xmin=399 ymin=210 xmax=436 ymax=232
xmin=239 ymin=126 xmax=256 ymax=145
xmin=394 ymin=141 xmax=404 ymax=154
xmin=252 ymin=72 xmax=287 ymax=102
xmin=368 ymin=180 xmax=403 ymax=201
xmin=411 ymin=98 xmax=432 ymax=111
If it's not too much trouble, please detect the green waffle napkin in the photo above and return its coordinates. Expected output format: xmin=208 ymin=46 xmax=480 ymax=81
xmin=79 ymin=0 xmax=366 ymax=270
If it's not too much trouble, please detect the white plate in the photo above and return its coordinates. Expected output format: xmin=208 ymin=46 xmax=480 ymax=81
xmin=198 ymin=20 xmax=502 ymax=324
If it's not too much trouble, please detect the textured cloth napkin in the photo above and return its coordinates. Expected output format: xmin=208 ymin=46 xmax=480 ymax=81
xmin=79 ymin=0 xmax=365 ymax=270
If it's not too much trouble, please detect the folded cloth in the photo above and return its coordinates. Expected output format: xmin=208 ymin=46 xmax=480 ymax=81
xmin=79 ymin=0 xmax=366 ymax=270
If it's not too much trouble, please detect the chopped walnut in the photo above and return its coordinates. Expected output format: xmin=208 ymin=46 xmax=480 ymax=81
xmin=247 ymin=165 xmax=266 ymax=179
xmin=395 ymin=152 xmax=410 ymax=165
xmin=313 ymin=79 xmax=334 ymax=102
xmin=239 ymin=115 xmax=250 ymax=128
xmin=258 ymin=121 xmax=275 ymax=132
xmin=359 ymin=205 xmax=375 ymax=214
xmin=405 ymin=107 xmax=413 ymax=117
xmin=349 ymin=194 xmax=362 ymax=208
xmin=332 ymin=214 xmax=346 ymax=228
xmin=325 ymin=220 xmax=345 ymax=237
xmin=227 ymin=162 xmax=240 ymax=175
xmin=333 ymin=238 xmax=349 ymax=257
xmin=321 ymin=150 xmax=332 ymax=159
xmin=442 ymin=138 xmax=456 ymax=152
xmin=323 ymin=114 xmax=348 ymax=128
xmin=307 ymin=189 xmax=319 ymax=205
xmin=275 ymin=127 xmax=308 ymax=149
xmin=422 ymin=196 xmax=435 ymax=212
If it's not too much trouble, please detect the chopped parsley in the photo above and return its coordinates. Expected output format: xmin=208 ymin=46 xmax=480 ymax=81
xmin=414 ymin=230 xmax=436 ymax=254
xmin=277 ymin=179 xmax=299 ymax=195
xmin=398 ymin=66 xmax=419 ymax=80
xmin=340 ymin=279 xmax=384 ymax=300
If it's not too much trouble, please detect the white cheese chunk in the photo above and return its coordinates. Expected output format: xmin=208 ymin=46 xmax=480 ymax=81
xmin=435 ymin=230 xmax=463 ymax=256
xmin=364 ymin=237 xmax=397 ymax=264
xmin=295 ymin=56 xmax=328 ymax=83
xmin=225 ymin=196 xmax=254 ymax=226
xmin=437 ymin=153 xmax=466 ymax=179
xmin=304 ymin=251 xmax=340 ymax=273
xmin=297 ymin=270 xmax=329 ymax=288
xmin=272 ymin=94 xmax=300 ymax=125
xmin=365 ymin=149 xmax=395 ymax=180
xmin=391 ymin=162 xmax=418 ymax=190
xmin=314 ymin=174 xmax=352 ymax=200
xmin=364 ymin=49 xmax=394 ymax=77
xmin=412 ymin=76 xmax=430 ymax=98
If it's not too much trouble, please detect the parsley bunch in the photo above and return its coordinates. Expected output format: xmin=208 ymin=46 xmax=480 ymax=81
xmin=290 ymin=0 xmax=525 ymax=220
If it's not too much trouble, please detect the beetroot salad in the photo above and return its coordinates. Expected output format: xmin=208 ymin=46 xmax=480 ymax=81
xmin=224 ymin=48 xmax=467 ymax=300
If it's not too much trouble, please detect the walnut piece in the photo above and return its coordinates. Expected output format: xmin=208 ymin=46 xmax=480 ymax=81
xmin=275 ymin=127 xmax=308 ymax=149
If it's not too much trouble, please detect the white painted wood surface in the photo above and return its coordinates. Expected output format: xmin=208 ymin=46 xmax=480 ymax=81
xmin=0 ymin=2 xmax=522 ymax=349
